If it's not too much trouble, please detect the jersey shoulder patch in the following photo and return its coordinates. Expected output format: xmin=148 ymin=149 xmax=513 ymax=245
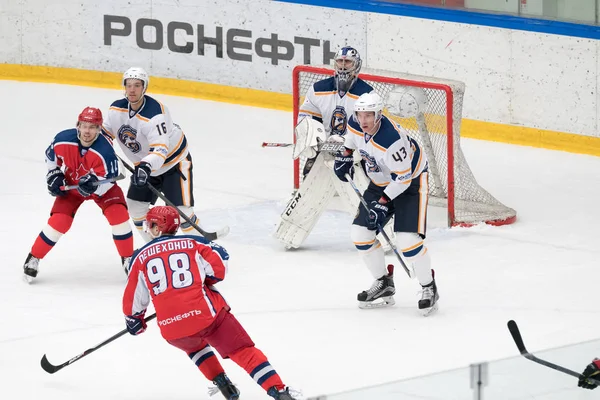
xmin=349 ymin=79 xmax=374 ymax=97
xmin=54 ymin=128 xmax=79 ymax=143
xmin=373 ymin=117 xmax=401 ymax=150
xmin=313 ymin=77 xmax=336 ymax=93
xmin=110 ymin=98 xmax=129 ymax=110
xmin=139 ymin=96 xmax=165 ymax=120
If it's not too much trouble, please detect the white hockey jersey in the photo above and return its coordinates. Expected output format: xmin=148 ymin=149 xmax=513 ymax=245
xmin=345 ymin=115 xmax=428 ymax=201
xmin=298 ymin=77 xmax=374 ymax=137
xmin=102 ymin=95 xmax=188 ymax=176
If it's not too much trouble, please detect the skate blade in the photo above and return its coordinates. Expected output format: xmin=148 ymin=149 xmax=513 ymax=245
xmin=358 ymin=296 xmax=395 ymax=309
xmin=23 ymin=274 xmax=35 ymax=284
xmin=419 ymin=302 xmax=439 ymax=317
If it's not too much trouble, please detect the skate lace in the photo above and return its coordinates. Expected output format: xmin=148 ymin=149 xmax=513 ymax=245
xmin=419 ymin=285 xmax=434 ymax=300
xmin=366 ymin=279 xmax=384 ymax=295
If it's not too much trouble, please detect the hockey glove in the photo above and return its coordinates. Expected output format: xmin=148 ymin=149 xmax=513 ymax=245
xmin=579 ymin=359 xmax=600 ymax=389
xmin=46 ymin=168 xmax=67 ymax=197
xmin=125 ymin=312 xmax=147 ymax=336
xmin=131 ymin=162 xmax=152 ymax=187
xmin=367 ymin=201 xmax=389 ymax=231
xmin=334 ymin=150 xmax=354 ymax=182
xmin=77 ymin=173 xmax=99 ymax=197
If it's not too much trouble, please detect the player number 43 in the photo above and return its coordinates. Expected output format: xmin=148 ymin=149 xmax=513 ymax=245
xmin=146 ymin=253 xmax=193 ymax=295
xmin=155 ymin=122 xmax=167 ymax=135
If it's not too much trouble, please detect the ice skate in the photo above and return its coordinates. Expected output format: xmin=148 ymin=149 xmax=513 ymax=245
xmin=208 ymin=372 xmax=240 ymax=399
xmin=23 ymin=253 xmax=40 ymax=284
xmin=357 ymin=264 xmax=395 ymax=309
xmin=121 ymin=256 xmax=132 ymax=276
xmin=418 ymin=277 xmax=439 ymax=316
xmin=267 ymin=386 xmax=303 ymax=400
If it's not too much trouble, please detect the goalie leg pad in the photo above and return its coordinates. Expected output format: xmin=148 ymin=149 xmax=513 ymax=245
xmin=275 ymin=154 xmax=336 ymax=249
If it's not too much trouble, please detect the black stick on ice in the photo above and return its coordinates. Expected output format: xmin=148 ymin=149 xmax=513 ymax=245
xmin=507 ymin=320 xmax=600 ymax=385
xmin=41 ymin=314 xmax=157 ymax=374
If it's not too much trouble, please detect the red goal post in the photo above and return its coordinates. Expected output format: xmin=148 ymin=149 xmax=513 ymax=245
xmin=292 ymin=65 xmax=516 ymax=227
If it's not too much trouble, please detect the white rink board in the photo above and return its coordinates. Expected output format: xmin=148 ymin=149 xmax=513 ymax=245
xmin=0 ymin=0 xmax=365 ymax=93
xmin=2 ymin=0 xmax=600 ymax=137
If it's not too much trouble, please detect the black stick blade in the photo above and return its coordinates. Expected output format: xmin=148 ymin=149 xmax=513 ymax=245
xmin=507 ymin=320 xmax=528 ymax=354
xmin=40 ymin=354 xmax=61 ymax=374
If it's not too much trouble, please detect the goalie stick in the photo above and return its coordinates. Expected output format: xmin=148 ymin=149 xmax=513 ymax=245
xmin=262 ymin=140 xmax=346 ymax=153
xmin=507 ymin=320 xmax=600 ymax=386
xmin=59 ymin=173 xmax=125 ymax=191
xmin=41 ymin=314 xmax=157 ymax=374
xmin=345 ymin=173 xmax=412 ymax=278
xmin=116 ymin=156 xmax=229 ymax=241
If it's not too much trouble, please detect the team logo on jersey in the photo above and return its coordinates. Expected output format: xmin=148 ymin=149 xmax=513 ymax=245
xmin=330 ymin=106 xmax=348 ymax=136
xmin=359 ymin=149 xmax=381 ymax=173
xmin=117 ymin=125 xmax=141 ymax=153
xmin=74 ymin=164 xmax=90 ymax=180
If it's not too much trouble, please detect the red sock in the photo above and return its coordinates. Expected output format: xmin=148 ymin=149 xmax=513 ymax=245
xmin=188 ymin=344 xmax=225 ymax=381
xmin=30 ymin=213 xmax=73 ymax=259
xmin=104 ymin=204 xmax=133 ymax=257
xmin=229 ymin=346 xmax=285 ymax=392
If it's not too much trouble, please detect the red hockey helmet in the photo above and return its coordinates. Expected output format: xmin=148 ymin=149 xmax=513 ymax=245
xmin=146 ymin=206 xmax=180 ymax=235
xmin=78 ymin=107 xmax=103 ymax=126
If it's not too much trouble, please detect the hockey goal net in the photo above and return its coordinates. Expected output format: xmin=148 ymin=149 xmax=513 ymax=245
xmin=292 ymin=65 xmax=516 ymax=227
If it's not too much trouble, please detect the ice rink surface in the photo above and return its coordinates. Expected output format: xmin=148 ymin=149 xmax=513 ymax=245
xmin=2 ymin=81 xmax=600 ymax=399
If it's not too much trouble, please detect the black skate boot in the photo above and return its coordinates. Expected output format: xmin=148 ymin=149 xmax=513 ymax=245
xmin=357 ymin=264 xmax=395 ymax=309
xmin=418 ymin=274 xmax=439 ymax=316
xmin=267 ymin=386 xmax=302 ymax=400
xmin=23 ymin=253 xmax=40 ymax=284
xmin=210 ymin=372 xmax=240 ymax=399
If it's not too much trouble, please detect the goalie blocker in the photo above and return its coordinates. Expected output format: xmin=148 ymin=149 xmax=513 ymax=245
xmin=275 ymin=118 xmax=395 ymax=249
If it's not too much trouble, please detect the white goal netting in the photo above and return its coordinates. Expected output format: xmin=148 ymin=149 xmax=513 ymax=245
xmin=293 ymin=65 xmax=516 ymax=226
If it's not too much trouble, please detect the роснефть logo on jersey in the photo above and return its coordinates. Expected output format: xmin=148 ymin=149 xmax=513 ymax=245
xmin=117 ymin=125 xmax=141 ymax=153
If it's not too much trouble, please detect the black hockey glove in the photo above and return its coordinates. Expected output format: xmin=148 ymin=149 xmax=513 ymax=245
xmin=77 ymin=173 xmax=99 ymax=197
xmin=367 ymin=201 xmax=389 ymax=231
xmin=579 ymin=359 xmax=600 ymax=389
xmin=46 ymin=168 xmax=67 ymax=197
xmin=131 ymin=162 xmax=152 ymax=187
xmin=334 ymin=150 xmax=354 ymax=182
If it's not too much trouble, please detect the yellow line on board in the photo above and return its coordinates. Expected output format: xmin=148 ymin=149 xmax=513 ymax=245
xmin=1 ymin=63 xmax=599 ymax=156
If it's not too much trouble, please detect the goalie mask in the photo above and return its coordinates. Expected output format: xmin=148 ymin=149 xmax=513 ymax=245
xmin=333 ymin=47 xmax=362 ymax=96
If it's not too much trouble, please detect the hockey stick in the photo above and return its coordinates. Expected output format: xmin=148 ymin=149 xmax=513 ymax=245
xmin=262 ymin=140 xmax=346 ymax=153
xmin=507 ymin=320 xmax=600 ymax=385
xmin=345 ymin=173 xmax=412 ymax=278
xmin=41 ymin=313 xmax=157 ymax=374
xmin=116 ymin=156 xmax=229 ymax=241
xmin=262 ymin=142 xmax=293 ymax=148
xmin=59 ymin=173 xmax=125 ymax=191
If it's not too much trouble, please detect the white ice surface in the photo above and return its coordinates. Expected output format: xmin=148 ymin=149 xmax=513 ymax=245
xmin=2 ymin=81 xmax=600 ymax=399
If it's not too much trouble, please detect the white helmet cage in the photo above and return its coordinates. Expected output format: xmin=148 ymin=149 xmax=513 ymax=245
xmin=354 ymin=92 xmax=384 ymax=123
xmin=123 ymin=67 xmax=149 ymax=94
xmin=333 ymin=46 xmax=362 ymax=95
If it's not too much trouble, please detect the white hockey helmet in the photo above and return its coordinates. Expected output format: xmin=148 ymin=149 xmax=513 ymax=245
xmin=333 ymin=46 xmax=362 ymax=95
xmin=123 ymin=67 xmax=149 ymax=92
xmin=354 ymin=92 xmax=384 ymax=122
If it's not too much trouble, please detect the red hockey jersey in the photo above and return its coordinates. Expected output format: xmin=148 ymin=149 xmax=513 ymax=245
xmin=122 ymin=235 xmax=230 ymax=340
